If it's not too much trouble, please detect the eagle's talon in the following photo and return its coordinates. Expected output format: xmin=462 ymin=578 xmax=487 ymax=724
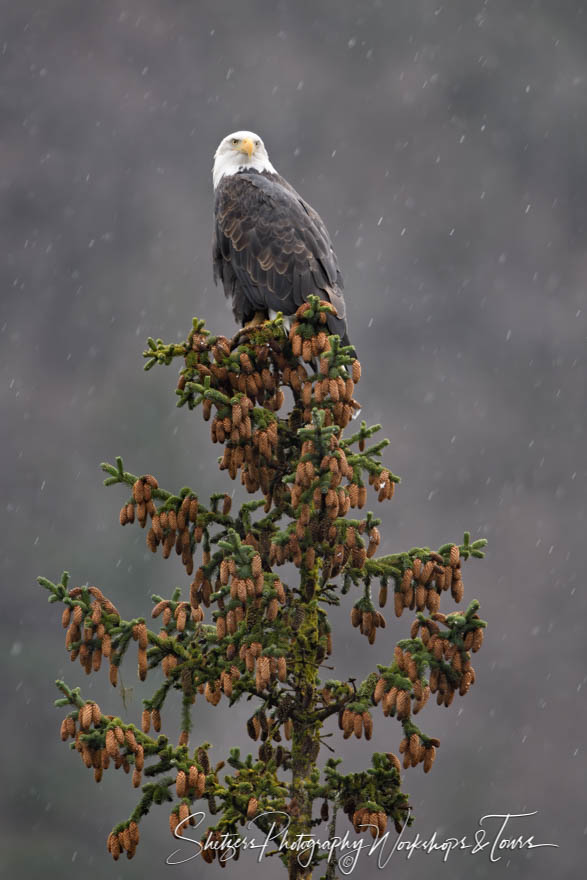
xmin=229 ymin=328 xmax=251 ymax=350
xmin=230 ymin=313 xmax=275 ymax=349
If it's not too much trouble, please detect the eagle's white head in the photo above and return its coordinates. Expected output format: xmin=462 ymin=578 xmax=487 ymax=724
xmin=213 ymin=130 xmax=276 ymax=189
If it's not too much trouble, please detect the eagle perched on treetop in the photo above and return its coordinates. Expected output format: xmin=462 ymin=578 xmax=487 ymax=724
xmin=212 ymin=130 xmax=351 ymax=348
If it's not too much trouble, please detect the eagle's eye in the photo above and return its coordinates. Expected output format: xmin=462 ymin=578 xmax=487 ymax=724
xmin=231 ymin=138 xmax=239 ymax=145
xmin=255 ymin=140 xmax=260 ymax=146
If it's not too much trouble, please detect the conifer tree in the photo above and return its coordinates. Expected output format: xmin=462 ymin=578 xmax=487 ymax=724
xmin=39 ymin=297 xmax=487 ymax=879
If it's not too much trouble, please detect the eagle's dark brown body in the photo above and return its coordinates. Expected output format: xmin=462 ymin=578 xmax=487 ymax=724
xmin=213 ymin=169 xmax=350 ymax=346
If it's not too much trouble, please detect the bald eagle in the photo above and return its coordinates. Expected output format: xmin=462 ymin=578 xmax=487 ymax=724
xmin=212 ymin=130 xmax=351 ymax=347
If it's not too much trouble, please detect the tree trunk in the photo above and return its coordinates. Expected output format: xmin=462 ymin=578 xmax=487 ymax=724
xmin=288 ymin=575 xmax=322 ymax=880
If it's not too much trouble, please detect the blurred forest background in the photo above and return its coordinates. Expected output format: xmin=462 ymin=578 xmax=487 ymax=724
xmin=2 ymin=1 xmax=586 ymax=877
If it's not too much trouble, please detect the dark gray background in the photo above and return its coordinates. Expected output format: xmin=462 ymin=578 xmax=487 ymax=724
xmin=2 ymin=1 xmax=585 ymax=877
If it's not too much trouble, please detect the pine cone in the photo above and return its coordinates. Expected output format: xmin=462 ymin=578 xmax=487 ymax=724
xmin=246 ymin=797 xmax=258 ymax=819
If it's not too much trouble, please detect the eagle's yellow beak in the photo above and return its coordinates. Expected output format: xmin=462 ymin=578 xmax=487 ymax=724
xmin=239 ymin=138 xmax=255 ymax=159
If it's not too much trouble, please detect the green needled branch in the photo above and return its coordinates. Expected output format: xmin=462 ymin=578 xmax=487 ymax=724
xmin=38 ymin=298 xmax=487 ymax=875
